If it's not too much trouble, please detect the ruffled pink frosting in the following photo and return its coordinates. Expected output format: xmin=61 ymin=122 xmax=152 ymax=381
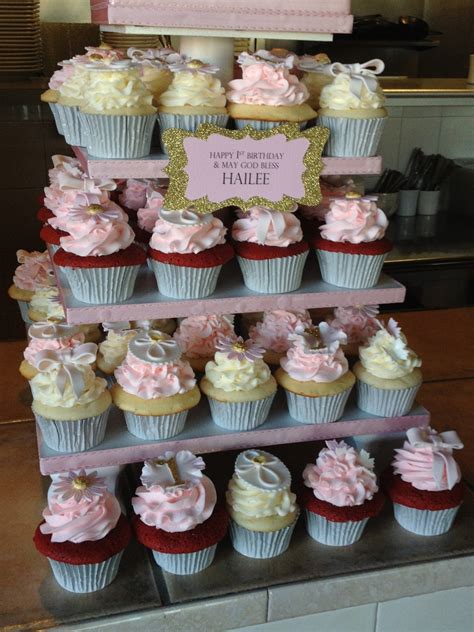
xmin=320 ymin=197 xmax=388 ymax=244
xmin=49 ymin=193 xmax=127 ymax=229
xmin=227 ymin=62 xmax=308 ymax=106
xmin=173 ymin=315 xmax=235 ymax=358
xmin=281 ymin=343 xmax=348 ymax=383
xmin=232 ymin=206 xmax=302 ymax=247
xmin=327 ymin=306 xmax=379 ymax=345
xmin=132 ymin=475 xmax=216 ymax=533
xmin=137 ymin=189 xmax=165 ymax=233
xmin=115 ymin=351 xmax=196 ymax=399
xmin=150 ymin=213 xmax=227 ymax=254
xmin=392 ymin=442 xmax=462 ymax=492
xmin=303 ymin=440 xmax=378 ymax=507
xmin=24 ymin=332 xmax=85 ymax=365
xmin=13 ymin=250 xmax=55 ymax=291
xmin=249 ymin=310 xmax=312 ymax=353
xmin=49 ymin=64 xmax=75 ymax=90
xmin=119 ymin=179 xmax=148 ymax=211
xmin=40 ymin=492 xmax=121 ymax=543
xmin=48 ymin=156 xmax=84 ymax=186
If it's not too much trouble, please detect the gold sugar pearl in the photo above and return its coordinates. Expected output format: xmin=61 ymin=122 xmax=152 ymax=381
xmin=231 ymin=341 xmax=246 ymax=353
xmin=72 ymin=476 xmax=89 ymax=490
xmin=87 ymin=204 xmax=104 ymax=215
xmin=149 ymin=331 xmax=167 ymax=341
xmin=187 ymin=59 xmax=205 ymax=69
xmin=252 ymin=455 xmax=268 ymax=464
xmin=88 ymin=53 xmax=104 ymax=62
xmin=346 ymin=192 xmax=362 ymax=199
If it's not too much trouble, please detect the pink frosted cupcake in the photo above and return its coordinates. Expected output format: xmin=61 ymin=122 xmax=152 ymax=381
xmin=49 ymin=191 xmax=128 ymax=234
xmin=327 ymin=304 xmax=380 ymax=357
xmin=275 ymin=323 xmax=355 ymax=424
xmin=112 ymin=333 xmax=201 ymax=440
xmin=48 ymin=154 xmax=84 ymax=186
xmin=173 ymin=314 xmax=235 ymax=372
xmin=8 ymin=250 xmax=55 ymax=323
xmin=118 ymin=178 xmax=148 ymax=216
xmin=248 ymin=309 xmax=313 ymax=366
xmin=135 ymin=184 xmax=165 ymax=245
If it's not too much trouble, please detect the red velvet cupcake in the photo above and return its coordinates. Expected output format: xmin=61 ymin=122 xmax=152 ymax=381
xmin=132 ymin=452 xmax=228 ymax=574
xmin=148 ymin=208 xmax=233 ymax=299
xmin=37 ymin=207 xmax=54 ymax=224
xmin=232 ymin=205 xmax=309 ymax=293
xmin=40 ymin=224 xmax=68 ymax=255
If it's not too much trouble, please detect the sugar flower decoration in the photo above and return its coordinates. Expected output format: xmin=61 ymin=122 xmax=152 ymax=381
xmin=102 ymin=320 xmax=132 ymax=333
xmin=141 ymin=451 xmax=206 ymax=489
xmin=216 ymin=336 xmax=264 ymax=362
xmin=53 ymin=469 xmax=107 ymax=502
xmin=290 ymin=322 xmax=347 ymax=352
xmin=168 ymin=58 xmax=220 ymax=74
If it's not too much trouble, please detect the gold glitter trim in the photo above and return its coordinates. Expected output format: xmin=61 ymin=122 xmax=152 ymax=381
xmin=162 ymin=123 xmax=329 ymax=214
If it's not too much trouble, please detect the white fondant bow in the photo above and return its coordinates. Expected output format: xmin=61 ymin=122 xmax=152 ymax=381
xmin=160 ymin=208 xmax=208 ymax=226
xmin=35 ymin=343 xmax=97 ymax=399
xmin=130 ymin=334 xmax=180 ymax=364
xmin=29 ymin=321 xmax=78 ymax=340
xmin=407 ymin=427 xmax=463 ymax=490
xmin=57 ymin=172 xmax=116 ymax=193
xmin=254 ymin=208 xmax=287 ymax=245
xmin=330 ymin=59 xmax=385 ymax=97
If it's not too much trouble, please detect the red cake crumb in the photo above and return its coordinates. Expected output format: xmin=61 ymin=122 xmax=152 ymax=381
xmin=302 ymin=487 xmax=385 ymax=522
xmin=53 ymin=243 xmax=147 ymax=269
xmin=312 ymin=236 xmax=393 ymax=256
xmin=33 ymin=514 xmax=132 ymax=565
xmin=149 ymin=242 xmax=234 ymax=269
xmin=133 ymin=504 xmax=229 ymax=554
xmin=233 ymin=240 xmax=309 ymax=260
xmin=40 ymin=225 xmax=68 ymax=245
xmin=382 ymin=470 xmax=464 ymax=511
xmin=37 ymin=208 xmax=54 ymax=223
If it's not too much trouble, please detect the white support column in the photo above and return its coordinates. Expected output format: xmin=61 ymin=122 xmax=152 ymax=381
xmin=179 ymin=35 xmax=235 ymax=84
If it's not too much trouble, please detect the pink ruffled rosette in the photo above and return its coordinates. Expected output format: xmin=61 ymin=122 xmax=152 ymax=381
xmin=248 ymin=309 xmax=312 ymax=353
xmin=173 ymin=315 xmax=235 ymax=358
xmin=327 ymin=305 xmax=379 ymax=346
xmin=119 ymin=179 xmax=148 ymax=211
xmin=150 ymin=209 xmax=227 ymax=255
xmin=13 ymin=250 xmax=55 ymax=291
xmin=320 ymin=196 xmax=388 ymax=244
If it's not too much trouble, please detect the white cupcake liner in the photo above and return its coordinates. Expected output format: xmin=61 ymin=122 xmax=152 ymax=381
xmin=48 ymin=551 xmax=123 ymax=593
xmin=158 ymin=113 xmax=228 ymax=136
xmin=285 ymin=386 xmax=352 ymax=424
xmin=393 ymin=503 xmax=460 ymax=536
xmin=356 ymin=380 xmax=420 ymax=417
xmin=58 ymin=264 xmax=141 ymax=304
xmin=149 ymin=259 xmax=222 ymax=299
xmin=233 ymin=119 xmax=307 ymax=131
xmin=316 ymin=249 xmax=386 ymax=289
xmin=17 ymin=299 xmax=32 ymax=325
xmin=80 ymin=112 xmax=156 ymax=158
xmin=305 ymin=510 xmax=369 ymax=546
xmin=123 ymin=410 xmax=188 ymax=440
xmin=237 ymin=250 xmax=308 ymax=294
xmin=48 ymin=103 xmax=64 ymax=135
xmin=56 ymin=104 xmax=86 ymax=146
xmin=207 ymin=393 xmax=275 ymax=430
xmin=317 ymin=115 xmax=386 ymax=157
xmin=152 ymin=544 xmax=217 ymax=575
xmin=48 ymin=243 xmax=60 ymax=256
xmin=35 ymin=408 xmax=110 ymax=453
xmin=229 ymin=516 xmax=298 ymax=559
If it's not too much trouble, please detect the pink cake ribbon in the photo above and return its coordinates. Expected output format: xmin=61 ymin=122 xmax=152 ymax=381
xmin=330 ymin=59 xmax=384 ymax=97
xmin=35 ymin=343 xmax=97 ymax=399
xmin=406 ymin=427 xmax=464 ymax=490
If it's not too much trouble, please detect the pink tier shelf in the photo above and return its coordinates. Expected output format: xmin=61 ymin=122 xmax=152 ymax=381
xmin=72 ymin=147 xmax=383 ymax=180
xmin=37 ymin=395 xmax=429 ymax=475
xmin=90 ymin=0 xmax=353 ymax=34
xmin=52 ymin=261 xmax=406 ymax=324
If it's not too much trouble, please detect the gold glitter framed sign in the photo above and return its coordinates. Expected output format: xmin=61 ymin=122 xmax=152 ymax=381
xmin=162 ymin=123 xmax=329 ymax=213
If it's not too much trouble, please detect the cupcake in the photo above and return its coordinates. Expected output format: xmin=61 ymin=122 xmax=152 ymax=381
xmin=296 ymin=53 xmax=333 ymax=110
xmin=248 ymin=309 xmax=313 ymax=367
xmin=40 ymin=224 xmax=69 ymax=256
xmin=51 ymin=63 xmax=90 ymax=146
xmin=227 ymin=449 xmax=299 ymax=558
xmin=118 ymin=178 xmax=149 ymax=218
xmin=8 ymin=250 xmax=55 ymax=323
xmin=41 ymin=61 xmax=75 ymax=135
xmin=200 ymin=336 xmax=276 ymax=430
xmin=317 ymin=59 xmax=387 ymax=157
xmin=385 ymin=426 xmax=464 ymax=535
xmin=31 ymin=343 xmax=112 ymax=452
xmin=112 ymin=333 xmax=201 ymax=440
xmin=354 ymin=318 xmax=422 ymax=417
xmin=173 ymin=314 xmax=235 ymax=372
xmin=227 ymin=51 xmax=316 ymax=130
xmin=233 ymin=205 xmax=309 ymax=293
xmin=80 ymin=61 xmax=157 ymax=159
xmin=157 ymin=59 xmax=228 ymax=134
xmin=127 ymin=47 xmax=176 ymax=102
xmin=135 ymin=184 xmax=165 ymax=245
xmin=28 ymin=287 xmax=65 ymax=323
xmin=132 ymin=452 xmax=228 ymax=574
xmin=53 ymin=196 xmax=146 ymax=304
xmin=148 ymin=208 xmax=233 ymax=299
xmin=275 ymin=323 xmax=355 ymax=424
xmin=327 ymin=304 xmax=380 ymax=358
xmin=303 ymin=440 xmax=384 ymax=545
xmin=20 ymin=322 xmax=85 ymax=381
xmin=313 ymin=193 xmax=391 ymax=289
xmin=34 ymin=469 xmax=131 ymax=592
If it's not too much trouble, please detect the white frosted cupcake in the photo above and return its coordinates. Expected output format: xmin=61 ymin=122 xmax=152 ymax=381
xmin=275 ymin=323 xmax=355 ymax=424
xmin=173 ymin=314 xmax=235 ymax=372
xmin=354 ymin=318 xmax=422 ymax=417
xmin=248 ymin=309 xmax=312 ymax=366
xmin=227 ymin=449 xmax=299 ymax=558
xmin=296 ymin=53 xmax=333 ymax=110
xmin=127 ymin=47 xmax=177 ymax=102
xmin=200 ymin=336 xmax=277 ymax=431
xmin=28 ymin=287 xmax=65 ymax=323
xmin=113 ymin=333 xmax=200 ymax=440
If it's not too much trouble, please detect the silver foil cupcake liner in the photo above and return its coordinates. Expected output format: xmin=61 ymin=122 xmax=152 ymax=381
xmin=56 ymin=104 xmax=86 ymax=146
xmin=58 ymin=264 xmax=141 ymax=305
xmin=356 ymin=380 xmax=420 ymax=417
xmin=80 ymin=112 xmax=156 ymax=158
xmin=233 ymin=120 xmax=307 ymax=131
xmin=393 ymin=503 xmax=460 ymax=536
xmin=237 ymin=250 xmax=308 ymax=294
xmin=229 ymin=515 xmax=298 ymax=559
xmin=316 ymin=250 xmax=386 ymax=289
xmin=152 ymin=544 xmax=217 ymax=575
xmin=305 ymin=510 xmax=369 ymax=546
xmin=317 ymin=115 xmax=386 ymax=157
xmin=17 ymin=299 xmax=32 ymax=325
xmin=207 ymin=393 xmax=275 ymax=430
xmin=285 ymin=387 xmax=352 ymax=424
xmin=48 ymin=103 xmax=64 ymax=135
xmin=35 ymin=408 xmax=110 ymax=453
xmin=149 ymin=259 xmax=222 ymax=299
xmin=48 ymin=551 xmax=123 ymax=593
xmin=158 ymin=113 xmax=228 ymax=138
xmin=123 ymin=410 xmax=188 ymax=440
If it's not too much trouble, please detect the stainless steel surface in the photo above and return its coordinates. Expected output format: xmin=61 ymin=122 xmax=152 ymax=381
xmin=380 ymin=78 xmax=474 ymax=96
